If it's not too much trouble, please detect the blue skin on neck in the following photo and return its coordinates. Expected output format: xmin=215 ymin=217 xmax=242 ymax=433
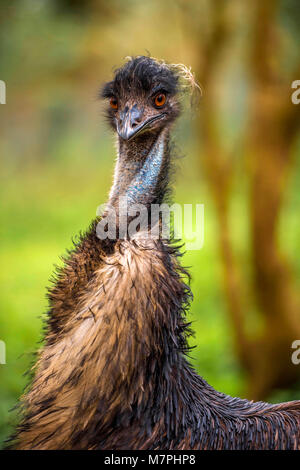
xmin=124 ymin=133 xmax=166 ymax=206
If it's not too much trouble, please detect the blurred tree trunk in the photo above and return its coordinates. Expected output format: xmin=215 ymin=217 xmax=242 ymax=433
xmin=246 ymin=0 xmax=300 ymax=399
xmin=179 ymin=0 xmax=300 ymax=399
xmin=179 ymin=0 xmax=254 ymax=382
xmin=191 ymin=1 xmax=252 ymax=371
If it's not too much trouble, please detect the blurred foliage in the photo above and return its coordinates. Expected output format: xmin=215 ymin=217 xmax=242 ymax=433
xmin=0 ymin=0 xmax=299 ymax=446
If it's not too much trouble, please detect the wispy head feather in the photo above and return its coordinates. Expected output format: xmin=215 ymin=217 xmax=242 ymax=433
xmin=150 ymin=58 xmax=201 ymax=95
xmin=123 ymin=55 xmax=202 ymax=106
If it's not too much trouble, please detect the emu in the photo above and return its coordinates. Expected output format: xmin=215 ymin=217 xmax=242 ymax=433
xmin=10 ymin=56 xmax=300 ymax=450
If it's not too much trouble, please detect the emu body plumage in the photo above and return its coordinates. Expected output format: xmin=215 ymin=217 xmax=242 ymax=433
xmin=10 ymin=57 xmax=300 ymax=450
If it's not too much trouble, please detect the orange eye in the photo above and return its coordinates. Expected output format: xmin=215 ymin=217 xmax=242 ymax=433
xmin=154 ymin=93 xmax=166 ymax=108
xmin=109 ymin=97 xmax=118 ymax=110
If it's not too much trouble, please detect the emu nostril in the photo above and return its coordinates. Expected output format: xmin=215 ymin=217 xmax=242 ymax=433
xmin=129 ymin=104 xmax=143 ymax=129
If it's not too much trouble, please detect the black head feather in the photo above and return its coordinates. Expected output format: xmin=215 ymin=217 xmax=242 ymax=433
xmin=100 ymin=57 xmax=181 ymax=138
xmin=100 ymin=56 xmax=179 ymax=101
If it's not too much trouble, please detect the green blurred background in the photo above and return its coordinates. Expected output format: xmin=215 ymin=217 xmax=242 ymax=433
xmin=0 ymin=0 xmax=300 ymax=446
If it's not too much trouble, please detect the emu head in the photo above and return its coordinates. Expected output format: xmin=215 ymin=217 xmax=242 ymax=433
xmin=99 ymin=57 xmax=199 ymax=214
xmin=100 ymin=56 xmax=181 ymax=142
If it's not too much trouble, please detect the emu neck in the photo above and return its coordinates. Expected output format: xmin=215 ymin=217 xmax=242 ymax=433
xmin=109 ymin=129 xmax=170 ymax=210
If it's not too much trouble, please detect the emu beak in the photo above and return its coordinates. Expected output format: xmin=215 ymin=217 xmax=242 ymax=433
xmin=117 ymin=104 xmax=164 ymax=141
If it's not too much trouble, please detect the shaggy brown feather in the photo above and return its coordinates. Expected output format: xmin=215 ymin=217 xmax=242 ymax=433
xmin=8 ymin=56 xmax=300 ymax=450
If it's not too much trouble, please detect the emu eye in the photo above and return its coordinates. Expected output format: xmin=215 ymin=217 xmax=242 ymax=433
xmin=109 ymin=97 xmax=118 ymax=110
xmin=154 ymin=93 xmax=166 ymax=108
